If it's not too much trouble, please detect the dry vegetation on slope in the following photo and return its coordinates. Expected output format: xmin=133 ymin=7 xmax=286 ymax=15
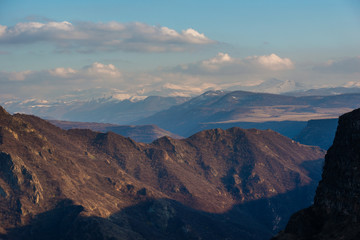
xmin=0 ymin=106 xmax=324 ymax=239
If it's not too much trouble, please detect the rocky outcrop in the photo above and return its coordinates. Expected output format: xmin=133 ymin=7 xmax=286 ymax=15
xmin=274 ymin=108 xmax=360 ymax=240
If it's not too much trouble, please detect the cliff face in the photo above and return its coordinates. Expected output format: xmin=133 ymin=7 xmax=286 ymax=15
xmin=0 ymin=106 xmax=325 ymax=239
xmin=293 ymin=118 xmax=338 ymax=150
xmin=274 ymin=108 xmax=360 ymax=240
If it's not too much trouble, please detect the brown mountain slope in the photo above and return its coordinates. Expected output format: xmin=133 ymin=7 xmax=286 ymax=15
xmin=0 ymin=106 xmax=325 ymax=239
xmin=273 ymin=108 xmax=360 ymax=240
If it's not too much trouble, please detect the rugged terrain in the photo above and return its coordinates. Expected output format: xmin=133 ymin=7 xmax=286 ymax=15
xmin=0 ymin=106 xmax=324 ymax=239
xmin=273 ymin=108 xmax=360 ymax=239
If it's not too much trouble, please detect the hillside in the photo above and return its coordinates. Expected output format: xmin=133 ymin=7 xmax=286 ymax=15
xmin=0 ymin=106 xmax=324 ymax=239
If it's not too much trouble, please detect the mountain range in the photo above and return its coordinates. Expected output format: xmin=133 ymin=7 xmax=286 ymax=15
xmin=135 ymin=90 xmax=360 ymax=137
xmin=2 ymin=88 xmax=353 ymax=151
xmin=284 ymin=86 xmax=360 ymax=97
xmin=2 ymin=88 xmax=360 ymax=129
xmin=2 ymin=95 xmax=189 ymax=124
xmin=0 ymin=106 xmax=324 ymax=239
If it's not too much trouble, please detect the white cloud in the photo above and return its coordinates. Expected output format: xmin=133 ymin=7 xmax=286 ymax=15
xmin=0 ymin=21 xmax=214 ymax=52
xmin=172 ymin=52 xmax=294 ymax=75
xmin=6 ymin=53 xmax=357 ymax=102
xmin=161 ymin=27 xmax=180 ymax=37
xmin=181 ymin=28 xmax=211 ymax=44
xmin=83 ymin=62 xmax=122 ymax=78
xmin=0 ymin=21 xmax=73 ymax=43
xmin=49 ymin=67 xmax=77 ymax=77
xmin=202 ymin=52 xmax=233 ymax=70
xmin=0 ymin=62 xmax=124 ymax=100
xmin=34 ymin=63 xmax=121 ymax=80
xmin=247 ymin=53 xmax=294 ymax=70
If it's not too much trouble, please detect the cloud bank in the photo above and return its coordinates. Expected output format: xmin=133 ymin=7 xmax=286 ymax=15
xmin=172 ymin=52 xmax=294 ymax=75
xmin=1 ymin=53 xmax=359 ymax=101
xmin=0 ymin=53 xmax=297 ymax=100
xmin=0 ymin=21 xmax=214 ymax=52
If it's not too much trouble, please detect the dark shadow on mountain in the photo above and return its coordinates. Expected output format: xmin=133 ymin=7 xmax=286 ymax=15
xmin=3 ymin=183 xmax=321 ymax=240
xmin=1 ymin=199 xmax=84 ymax=240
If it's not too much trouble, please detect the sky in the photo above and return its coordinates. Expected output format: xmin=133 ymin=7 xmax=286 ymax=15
xmin=0 ymin=0 xmax=360 ymax=101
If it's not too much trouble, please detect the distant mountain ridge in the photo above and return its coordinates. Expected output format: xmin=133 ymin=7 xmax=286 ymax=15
xmin=284 ymin=86 xmax=360 ymax=97
xmin=3 ymin=89 xmax=357 ymax=150
xmin=135 ymin=90 xmax=360 ymax=137
xmin=3 ymin=88 xmax=360 ymax=127
xmin=49 ymin=120 xmax=182 ymax=143
xmin=2 ymin=95 xmax=189 ymax=124
xmin=0 ymin=106 xmax=324 ymax=239
xmin=3 ymin=89 xmax=360 ymax=142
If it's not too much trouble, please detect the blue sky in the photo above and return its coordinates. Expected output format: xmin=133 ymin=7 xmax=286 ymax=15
xmin=0 ymin=0 xmax=360 ymax=100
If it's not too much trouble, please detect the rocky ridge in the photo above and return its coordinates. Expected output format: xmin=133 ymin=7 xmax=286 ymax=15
xmin=0 ymin=106 xmax=324 ymax=239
